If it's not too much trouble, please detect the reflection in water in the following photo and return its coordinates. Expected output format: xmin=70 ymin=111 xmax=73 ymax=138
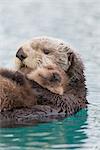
xmin=0 ymin=109 xmax=88 ymax=150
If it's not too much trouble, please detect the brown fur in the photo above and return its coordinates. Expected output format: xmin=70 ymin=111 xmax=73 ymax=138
xmin=27 ymin=65 xmax=68 ymax=95
xmin=0 ymin=69 xmax=37 ymax=112
xmin=0 ymin=66 xmax=65 ymax=112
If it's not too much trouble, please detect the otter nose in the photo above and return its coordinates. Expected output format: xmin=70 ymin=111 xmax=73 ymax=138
xmin=16 ymin=48 xmax=27 ymax=61
xmin=50 ymin=73 xmax=61 ymax=82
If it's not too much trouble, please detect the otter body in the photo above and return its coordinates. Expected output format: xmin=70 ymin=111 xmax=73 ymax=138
xmin=0 ymin=36 xmax=88 ymax=126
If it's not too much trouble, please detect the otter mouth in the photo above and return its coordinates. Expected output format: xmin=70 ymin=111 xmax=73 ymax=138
xmin=19 ymin=64 xmax=33 ymax=75
xmin=15 ymin=57 xmax=31 ymax=73
xmin=16 ymin=61 xmax=32 ymax=76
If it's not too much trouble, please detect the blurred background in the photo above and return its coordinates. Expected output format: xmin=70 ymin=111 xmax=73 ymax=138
xmin=0 ymin=0 xmax=100 ymax=149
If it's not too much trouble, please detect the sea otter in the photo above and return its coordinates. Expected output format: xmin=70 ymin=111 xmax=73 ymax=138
xmin=0 ymin=36 xmax=88 ymax=126
xmin=15 ymin=37 xmax=88 ymax=115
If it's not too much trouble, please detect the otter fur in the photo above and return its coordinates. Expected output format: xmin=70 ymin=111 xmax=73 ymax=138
xmin=27 ymin=65 xmax=68 ymax=95
xmin=0 ymin=69 xmax=37 ymax=112
xmin=0 ymin=66 xmax=65 ymax=112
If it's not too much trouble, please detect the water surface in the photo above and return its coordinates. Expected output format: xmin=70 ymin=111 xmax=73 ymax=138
xmin=0 ymin=0 xmax=100 ymax=149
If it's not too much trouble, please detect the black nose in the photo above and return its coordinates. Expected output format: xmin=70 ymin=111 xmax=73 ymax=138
xmin=50 ymin=73 xmax=61 ymax=82
xmin=16 ymin=48 xmax=27 ymax=61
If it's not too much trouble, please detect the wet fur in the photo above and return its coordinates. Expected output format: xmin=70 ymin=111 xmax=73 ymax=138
xmin=27 ymin=65 xmax=67 ymax=95
xmin=0 ymin=69 xmax=26 ymax=86
xmin=0 ymin=69 xmax=37 ymax=112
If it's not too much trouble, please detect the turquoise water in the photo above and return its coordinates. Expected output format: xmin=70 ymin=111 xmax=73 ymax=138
xmin=0 ymin=107 xmax=100 ymax=150
xmin=0 ymin=110 xmax=89 ymax=150
xmin=0 ymin=0 xmax=100 ymax=149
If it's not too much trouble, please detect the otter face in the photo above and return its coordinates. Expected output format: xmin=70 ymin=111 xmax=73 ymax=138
xmin=26 ymin=65 xmax=68 ymax=95
xmin=15 ymin=37 xmax=73 ymax=74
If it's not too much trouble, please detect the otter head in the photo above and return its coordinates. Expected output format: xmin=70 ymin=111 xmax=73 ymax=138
xmin=15 ymin=37 xmax=74 ymax=72
xmin=26 ymin=65 xmax=68 ymax=95
xmin=15 ymin=37 xmax=86 ymax=97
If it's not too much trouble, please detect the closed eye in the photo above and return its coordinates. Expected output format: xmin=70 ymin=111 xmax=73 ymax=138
xmin=43 ymin=48 xmax=50 ymax=55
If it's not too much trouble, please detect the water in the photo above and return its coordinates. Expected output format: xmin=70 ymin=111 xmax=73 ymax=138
xmin=0 ymin=110 xmax=89 ymax=150
xmin=0 ymin=0 xmax=100 ymax=149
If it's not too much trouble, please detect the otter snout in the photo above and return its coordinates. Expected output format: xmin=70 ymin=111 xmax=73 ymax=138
xmin=16 ymin=47 xmax=27 ymax=61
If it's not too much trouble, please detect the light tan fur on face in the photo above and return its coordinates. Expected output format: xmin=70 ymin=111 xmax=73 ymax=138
xmin=27 ymin=65 xmax=68 ymax=95
xmin=15 ymin=37 xmax=73 ymax=72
